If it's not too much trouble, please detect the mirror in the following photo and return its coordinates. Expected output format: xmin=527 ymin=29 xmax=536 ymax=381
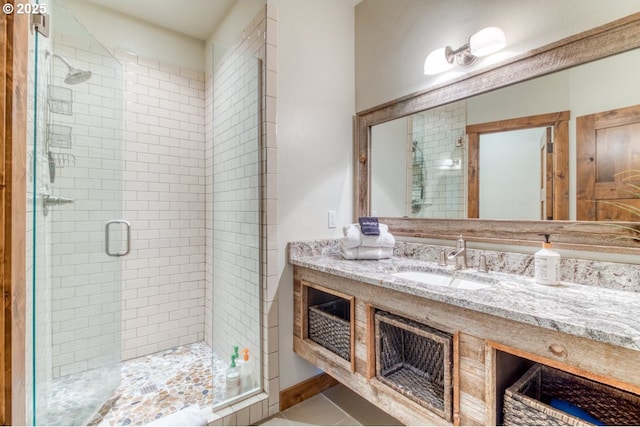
xmin=356 ymin=13 xmax=640 ymax=251
xmin=370 ymin=44 xmax=640 ymax=220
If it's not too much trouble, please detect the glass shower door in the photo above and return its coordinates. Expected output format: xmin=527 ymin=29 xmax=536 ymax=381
xmin=29 ymin=1 xmax=125 ymax=425
xmin=211 ymin=46 xmax=262 ymax=406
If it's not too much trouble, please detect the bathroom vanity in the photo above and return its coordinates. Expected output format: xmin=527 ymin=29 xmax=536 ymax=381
xmin=289 ymin=240 xmax=640 ymax=426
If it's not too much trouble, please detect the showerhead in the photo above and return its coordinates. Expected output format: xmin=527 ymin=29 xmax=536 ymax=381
xmin=51 ymin=53 xmax=92 ymax=85
xmin=64 ymin=67 xmax=92 ymax=85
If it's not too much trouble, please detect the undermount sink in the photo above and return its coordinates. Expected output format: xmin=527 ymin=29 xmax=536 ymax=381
xmin=449 ymin=277 xmax=492 ymax=290
xmin=392 ymin=271 xmax=452 ymax=287
xmin=392 ymin=271 xmax=492 ymax=290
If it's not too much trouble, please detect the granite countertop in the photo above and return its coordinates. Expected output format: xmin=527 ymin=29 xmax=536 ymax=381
xmin=289 ymin=243 xmax=640 ymax=353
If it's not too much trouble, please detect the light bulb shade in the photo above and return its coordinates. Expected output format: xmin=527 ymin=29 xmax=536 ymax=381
xmin=424 ymin=47 xmax=454 ymax=75
xmin=469 ymin=26 xmax=505 ymax=57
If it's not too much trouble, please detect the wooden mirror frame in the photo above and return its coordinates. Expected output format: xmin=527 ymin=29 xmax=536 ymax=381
xmin=355 ymin=12 xmax=640 ymax=254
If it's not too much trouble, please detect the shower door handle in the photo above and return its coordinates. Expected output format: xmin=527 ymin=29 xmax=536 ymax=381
xmin=105 ymin=219 xmax=131 ymax=257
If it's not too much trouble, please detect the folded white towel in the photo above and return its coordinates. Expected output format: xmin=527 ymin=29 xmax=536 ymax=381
xmin=341 ymin=246 xmax=393 ymax=260
xmin=341 ymin=223 xmax=394 ymax=249
xmin=145 ymin=405 xmax=208 ymax=426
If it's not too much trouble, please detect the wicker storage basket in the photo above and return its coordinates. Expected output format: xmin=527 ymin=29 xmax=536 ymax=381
xmin=504 ymin=364 xmax=640 ymax=426
xmin=308 ymin=299 xmax=351 ymax=361
xmin=375 ymin=311 xmax=453 ymax=421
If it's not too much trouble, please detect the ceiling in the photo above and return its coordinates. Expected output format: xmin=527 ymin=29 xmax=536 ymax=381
xmin=83 ymin=0 xmax=236 ymax=40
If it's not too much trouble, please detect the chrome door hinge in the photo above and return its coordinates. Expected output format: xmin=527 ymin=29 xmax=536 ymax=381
xmin=31 ymin=12 xmax=50 ymax=37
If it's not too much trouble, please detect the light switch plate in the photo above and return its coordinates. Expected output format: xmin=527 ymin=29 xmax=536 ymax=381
xmin=328 ymin=210 xmax=337 ymax=228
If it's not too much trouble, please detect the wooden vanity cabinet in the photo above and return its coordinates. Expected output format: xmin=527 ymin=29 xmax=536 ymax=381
xmin=294 ymin=268 xmax=455 ymax=425
xmin=293 ymin=266 xmax=640 ymax=426
xmin=455 ymin=333 xmax=487 ymax=425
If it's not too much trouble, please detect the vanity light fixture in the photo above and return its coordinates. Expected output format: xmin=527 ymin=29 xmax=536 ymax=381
xmin=437 ymin=158 xmax=462 ymax=171
xmin=424 ymin=26 xmax=506 ymax=75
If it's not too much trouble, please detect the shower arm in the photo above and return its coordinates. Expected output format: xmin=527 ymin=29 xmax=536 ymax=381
xmin=51 ymin=53 xmax=73 ymax=69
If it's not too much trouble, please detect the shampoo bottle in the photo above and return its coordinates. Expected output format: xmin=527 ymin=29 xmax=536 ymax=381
xmin=240 ymin=348 xmax=253 ymax=393
xmin=534 ymin=234 xmax=561 ymax=285
xmin=225 ymin=355 xmax=240 ymax=396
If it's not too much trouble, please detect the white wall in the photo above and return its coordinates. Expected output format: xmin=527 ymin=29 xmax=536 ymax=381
xmin=355 ymin=0 xmax=640 ymax=111
xmin=371 ymin=119 xmax=407 ymax=217
xmin=272 ymin=0 xmax=358 ymax=389
xmin=205 ymin=0 xmax=265 ymax=74
xmin=466 ymin=72 xmax=570 ymax=126
xmin=479 ymin=128 xmax=544 ymax=219
xmin=61 ymin=0 xmax=205 ymax=71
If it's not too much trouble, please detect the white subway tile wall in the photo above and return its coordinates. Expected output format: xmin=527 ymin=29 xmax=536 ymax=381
xmin=411 ymin=100 xmax=466 ymax=218
xmin=206 ymin=9 xmax=267 ymax=393
xmin=115 ymin=50 xmax=207 ymax=361
xmin=47 ymin=33 xmax=124 ymax=379
xmin=205 ymin=7 xmax=283 ymax=420
xmin=211 ymin=52 xmax=261 ymax=372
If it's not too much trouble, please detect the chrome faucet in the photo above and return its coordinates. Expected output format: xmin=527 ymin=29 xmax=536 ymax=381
xmin=447 ymin=235 xmax=467 ymax=270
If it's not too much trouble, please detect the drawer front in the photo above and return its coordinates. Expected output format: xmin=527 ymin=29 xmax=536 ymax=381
xmin=487 ymin=322 xmax=640 ymax=394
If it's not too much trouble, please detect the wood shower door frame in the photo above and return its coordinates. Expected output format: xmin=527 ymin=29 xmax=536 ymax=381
xmin=1 ymin=2 xmax=28 ymax=425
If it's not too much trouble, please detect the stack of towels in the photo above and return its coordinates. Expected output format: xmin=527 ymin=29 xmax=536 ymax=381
xmin=340 ymin=217 xmax=395 ymax=260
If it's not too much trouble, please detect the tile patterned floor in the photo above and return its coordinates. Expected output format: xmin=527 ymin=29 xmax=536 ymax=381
xmin=39 ymin=364 xmax=120 ymax=426
xmin=43 ymin=342 xmax=236 ymax=426
xmin=259 ymin=384 xmax=403 ymax=426
xmin=45 ymin=342 xmax=401 ymax=426
xmin=93 ymin=342 xmax=230 ymax=426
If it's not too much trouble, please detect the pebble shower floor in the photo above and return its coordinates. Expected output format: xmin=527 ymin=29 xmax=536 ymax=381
xmin=44 ymin=342 xmax=232 ymax=426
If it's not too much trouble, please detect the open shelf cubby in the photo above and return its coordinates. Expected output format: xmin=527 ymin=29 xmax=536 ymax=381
xmin=494 ymin=349 xmax=640 ymax=426
xmin=374 ymin=310 xmax=453 ymax=422
xmin=304 ymin=283 xmax=354 ymax=365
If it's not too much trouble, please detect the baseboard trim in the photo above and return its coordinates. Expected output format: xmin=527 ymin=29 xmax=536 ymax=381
xmin=279 ymin=372 xmax=338 ymax=411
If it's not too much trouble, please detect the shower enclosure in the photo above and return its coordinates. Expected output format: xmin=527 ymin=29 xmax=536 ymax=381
xmin=26 ymin=1 xmax=265 ymax=425
xmin=28 ymin=1 xmax=124 ymax=424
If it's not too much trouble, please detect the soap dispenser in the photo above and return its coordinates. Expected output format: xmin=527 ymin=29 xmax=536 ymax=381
xmin=225 ymin=355 xmax=240 ymax=395
xmin=534 ymin=234 xmax=561 ymax=285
